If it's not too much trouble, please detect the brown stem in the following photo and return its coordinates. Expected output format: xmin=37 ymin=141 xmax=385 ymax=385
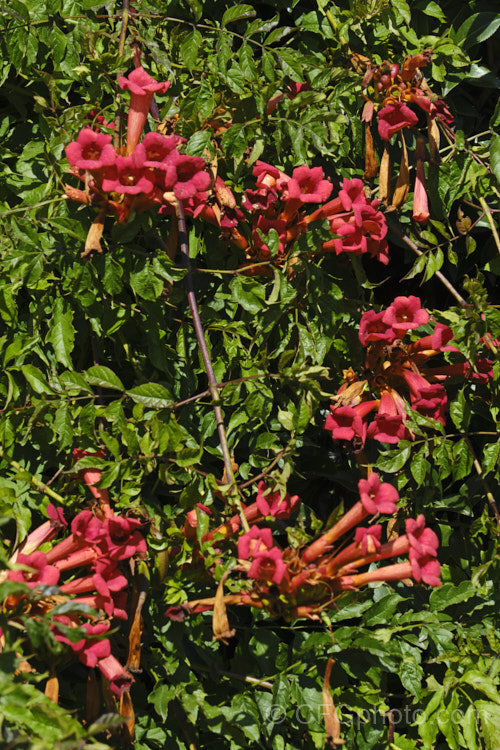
xmin=386 ymin=219 xmax=468 ymax=308
xmin=465 ymin=436 xmax=500 ymax=524
xmin=118 ymin=0 xmax=130 ymax=57
xmin=175 ymin=200 xmax=249 ymax=531
xmin=478 ymin=195 xmax=500 ymax=255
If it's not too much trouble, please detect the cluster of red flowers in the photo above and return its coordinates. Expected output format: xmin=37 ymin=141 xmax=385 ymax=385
xmin=172 ymin=474 xmax=440 ymax=622
xmin=325 ymin=295 xmax=493 ymax=447
xmin=65 ymin=66 xmax=392 ymax=272
xmin=2 ymin=456 xmax=146 ymax=697
xmin=366 ymin=52 xmax=453 ymax=142
xmin=217 ymin=164 xmax=389 ymax=272
xmin=361 ymin=51 xmax=453 ymax=223
xmin=64 ymin=66 xmax=210 ymax=233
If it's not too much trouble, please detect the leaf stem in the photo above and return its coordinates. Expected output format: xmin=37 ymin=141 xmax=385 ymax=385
xmin=386 ymin=219 xmax=468 ymax=308
xmin=478 ymin=194 xmax=500 ymax=255
xmin=0 ymin=449 xmax=66 ymax=505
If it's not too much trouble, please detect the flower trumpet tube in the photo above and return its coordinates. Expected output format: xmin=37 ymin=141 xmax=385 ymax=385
xmin=301 ymin=475 xmax=398 ymax=564
xmin=412 ymin=137 xmax=429 ymax=224
xmin=118 ymin=66 xmax=171 ymax=154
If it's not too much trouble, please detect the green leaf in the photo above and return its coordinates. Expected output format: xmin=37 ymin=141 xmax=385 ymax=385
xmin=449 ymin=389 xmax=471 ymax=430
xmin=482 ymin=440 xmax=500 ymax=475
xmin=476 ymin=701 xmax=500 ymax=750
xmin=391 ymin=0 xmax=411 ymax=24
xmin=421 ymin=1 xmax=446 ymax=21
xmin=429 ymin=580 xmax=476 ymax=611
xmin=399 ymin=660 xmax=424 ymax=697
xmin=410 ymin=449 xmax=429 ymax=486
xmin=463 ymin=704 xmax=480 ymax=750
xmin=130 ymin=261 xmax=164 ymax=301
xmin=149 ymin=683 xmax=177 ymax=721
xmin=85 ymin=366 xmax=124 ymax=391
xmin=466 ymin=64 xmax=500 ymax=88
xmin=276 ymin=48 xmax=303 ymax=80
xmin=376 ymin=444 xmax=411 ymax=473
xmin=221 ymin=123 xmax=248 ymax=159
xmin=226 ymin=63 xmax=247 ymax=95
xmin=103 ymin=255 xmax=123 ymax=295
xmin=239 ymin=43 xmax=257 ymax=81
xmin=460 ymin=671 xmax=500 ymax=703
xmin=221 ymin=4 xmax=256 ymax=26
xmin=452 ymin=438 xmax=473 ymax=480
xmin=46 ymin=296 xmax=75 ymax=368
xmin=490 ymin=134 xmax=500 ymax=184
xmin=454 ymin=13 xmax=500 ymax=48
xmin=21 ymin=364 xmax=54 ymax=395
xmin=180 ymin=29 xmax=202 ymax=71
xmin=59 ymin=371 xmax=93 ymax=394
xmin=186 ymin=130 xmax=212 ymax=157
xmin=126 ymin=383 xmax=173 ymax=409
xmin=53 ymin=403 xmax=73 ymax=449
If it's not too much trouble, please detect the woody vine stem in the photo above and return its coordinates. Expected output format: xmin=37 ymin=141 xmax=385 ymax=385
xmin=175 ymin=199 xmax=250 ymax=532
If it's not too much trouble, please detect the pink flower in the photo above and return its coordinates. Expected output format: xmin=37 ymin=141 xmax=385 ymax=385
xmin=323 ymin=204 xmax=388 ymax=263
xmin=377 ymin=101 xmax=419 ymax=141
xmin=142 ymin=134 xmax=183 ymax=187
xmin=9 ymin=551 xmax=60 ymax=588
xmin=382 ymin=296 xmax=429 ymax=336
xmin=324 ymin=525 xmax=383 ymax=574
xmin=411 ymin=555 xmax=441 ymax=586
xmin=255 ymin=482 xmax=301 ymax=518
xmin=242 ymin=186 xmax=279 ymax=213
xmin=406 ymin=515 xmax=439 ymax=559
xmin=96 ymin=654 xmax=133 ymax=695
xmin=143 ymin=132 xmax=184 ymax=165
xmin=358 ymin=474 xmax=399 ymax=515
xmin=367 ymin=391 xmax=410 ymax=443
xmin=164 ymin=152 xmax=210 ymax=200
xmin=359 ymin=310 xmax=397 ymax=346
xmin=248 ymin=547 xmax=287 ymax=584
xmin=73 ymin=449 xmax=111 ymax=509
xmin=432 ymin=324 xmax=455 ymax=350
xmin=65 ymin=129 xmax=116 ymax=171
xmin=253 ymin=161 xmax=288 ymax=190
xmin=407 ymin=88 xmax=433 ymax=114
xmin=284 ymin=166 xmax=332 ymax=204
xmin=101 ymin=516 xmax=147 ymax=560
xmin=409 ymin=323 xmax=455 ymax=355
xmin=55 ymin=622 xmax=112 ymax=667
xmin=13 ymin=504 xmax=67 ymax=559
xmin=338 ymin=178 xmax=369 ymax=211
xmin=413 ymin=158 xmax=429 ymax=224
xmin=466 ymin=358 xmax=494 ymax=384
xmin=118 ymin=66 xmax=171 ymax=153
xmin=411 ymin=384 xmax=447 ymax=424
xmin=183 ymin=503 xmax=212 ymax=540
xmin=367 ymin=413 xmax=408 ymax=443
xmin=432 ymin=99 xmax=453 ymax=124
xmin=354 ymin=525 xmax=382 ymax=556
xmin=72 ymin=510 xmax=104 ymax=543
xmin=325 ymin=405 xmax=365 ymax=442
xmin=238 ymin=527 xmax=273 ymax=559
xmin=102 ymin=145 xmax=155 ymax=195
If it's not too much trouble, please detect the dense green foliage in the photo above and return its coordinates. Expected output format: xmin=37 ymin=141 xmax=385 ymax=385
xmin=0 ymin=0 xmax=499 ymax=748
